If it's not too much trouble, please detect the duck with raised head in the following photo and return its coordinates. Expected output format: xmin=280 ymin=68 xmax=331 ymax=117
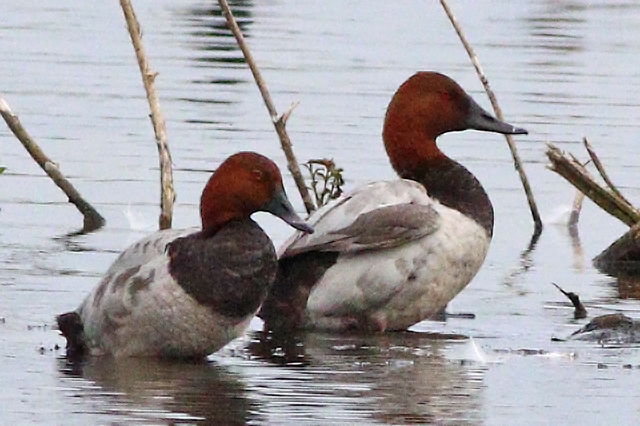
xmin=258 ymin=72 xmax=528 ymax=333
xmin=57 ymin=151 xmax=313 ymax=359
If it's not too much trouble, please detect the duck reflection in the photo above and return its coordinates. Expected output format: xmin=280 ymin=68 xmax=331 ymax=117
xmin=246 ymin=330 xmax=484 ymax=425
xmin=246 ymin=330 xmax=309 ymax=366
xmin=57 ymin=330 xmax=484 ymax=425
xmin=57 ymin=357 xmax=257 ymax=425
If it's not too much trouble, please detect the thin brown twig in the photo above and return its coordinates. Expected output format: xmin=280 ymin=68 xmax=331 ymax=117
xmin=119 ymin=0 xmax=175 ymax=230
xmin=217 ymin=0 xmax=315 ymax=214
xmin=583 ymin=137 xmax=633 ymax=205
xmin=0 ymin=96 xmax=105 ymax=233
xmin=281 ymin=102 xmax=300 ymax=126
xmin=438 ymin=0 xmax=542 ymax=235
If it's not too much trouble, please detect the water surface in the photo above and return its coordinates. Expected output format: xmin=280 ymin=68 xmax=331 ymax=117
xmin=2 ymin=0 xmax=640 ymax=424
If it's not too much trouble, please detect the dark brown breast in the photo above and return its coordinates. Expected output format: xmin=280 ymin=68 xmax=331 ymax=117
xmin=168 ymin=220 xmax=278 ymax=319
xmin=398 ymin=157 xmax=494 ymax=237
xmin=258 ymin=251 xmax=340 ymax=332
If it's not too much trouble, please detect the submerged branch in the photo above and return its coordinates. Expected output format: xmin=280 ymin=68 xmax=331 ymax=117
xmin=549 ymin=140 xmax=640 ymax=275
xmin=0 ymin=96 xmax=105 ymax=233
xmin=119 ymin=0 xmax=175 ymax=230
xmin=217 ymin=0 xmax=315 ymax=214
xmin=438 ymin=0 xmax=542 ymax=235
xmin=594 ymin=222 xmax=640 ymax=274
xmin=552 ymin=283 xmax=587 ymax=319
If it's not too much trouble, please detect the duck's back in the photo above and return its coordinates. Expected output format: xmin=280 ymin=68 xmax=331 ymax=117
xmin=78 ymin=220 xmax=277 ymax=358
xmin=259 ymin=178 xmax=491 ymax=332
xmin=260 ymin=180 xmax=440 ymax=330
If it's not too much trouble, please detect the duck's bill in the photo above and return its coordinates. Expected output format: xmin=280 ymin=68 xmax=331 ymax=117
xmin=263 ymin=188 xmax=314 ymax=234
xmin=466 ymin=97 xmax=528 ymax=135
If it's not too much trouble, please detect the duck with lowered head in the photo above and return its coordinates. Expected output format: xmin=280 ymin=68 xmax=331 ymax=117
xmin=57 ymin=151 xmax=313 ymax=360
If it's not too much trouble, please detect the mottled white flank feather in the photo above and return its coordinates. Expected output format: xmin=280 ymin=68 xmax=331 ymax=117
xmin=279 ymin=180 xmax=490 ymax=331
xmin=76 ymin=228 xmax=249 ymax=358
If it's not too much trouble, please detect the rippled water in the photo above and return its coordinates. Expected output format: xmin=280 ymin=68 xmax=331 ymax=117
xmin=3 ymin=0 xmax=640 ymax=424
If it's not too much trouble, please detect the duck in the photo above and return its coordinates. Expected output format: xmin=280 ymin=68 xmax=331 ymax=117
xmin=57 ymin=151 xmax=313 ymax=359
xmin=568 ymin=313 xmax=640 ymax=345
xmin=258 ymin=71 xmax=527 ymax=332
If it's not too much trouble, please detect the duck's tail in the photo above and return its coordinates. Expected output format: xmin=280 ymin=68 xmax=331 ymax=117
xmin=56 ymin=311 xmax=88 ymax=361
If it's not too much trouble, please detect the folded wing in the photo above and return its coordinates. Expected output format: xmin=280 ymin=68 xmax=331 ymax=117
xmin=281 ymin=179 xmax=441 ymax=257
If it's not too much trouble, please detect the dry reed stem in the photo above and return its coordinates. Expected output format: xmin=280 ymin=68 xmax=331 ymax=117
xmin=583 ymin=137 xmax=633 ymax=206
xmin=120 ymin=0 xmax=175 ymax=230
xmin=568 ymin=188 xmax=586 ymax=228
xmin=0 ymin=96 xmax=105 ymax=233
xmin=568 ymin=159 xmax=589 ymax=227
xmin=546 ymin=143 xmax=640 ymax=226
xmin=438 ymin=0 xmax=542 ymax=234
xmin=217 ymin=0 xmax=315 ymax=214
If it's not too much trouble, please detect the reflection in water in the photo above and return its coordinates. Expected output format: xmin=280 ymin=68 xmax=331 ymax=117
xmin=246 ymin=330 xmax=309 ymax=366
xmin=525 ymin=1 xmax=586 ymax=59
xmin=614 ymin=274 xmax=640 ymax=300
xmin=57 ymin=357 xmax=257 ymax=425
xmin=175 ymin=1 xmax=254 ymax=84
xmin=568 ymin=223 xmax=586 ymax=272
xmin=592 ymin=234 xmax=640 ymax=300
xmin=567 ymin=191 xmax=587 ymax=272
xmin=169 ymin=1 xmax=255 ymax=124
xmin=55 ymin=332 xmax=485 ymax=425
xmin=522 ymin=0 xmax=588 ymax=111
xmin=245 ymin=331 xmax=485 ymax=425
xmin=503 ymin=230 xmax=540 ymax=287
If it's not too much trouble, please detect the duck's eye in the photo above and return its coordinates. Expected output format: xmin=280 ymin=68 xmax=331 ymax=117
xmin=439 ymin=91 xmax=452 ymax=102
xmin=251 ymin=169 xmax=265 ymax=182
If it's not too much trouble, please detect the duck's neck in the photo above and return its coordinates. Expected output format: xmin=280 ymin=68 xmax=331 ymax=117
xmin=396 ymin=157 xmax=494 ymax=237
xmin=200 ymin=193 xmax=247 ymax=238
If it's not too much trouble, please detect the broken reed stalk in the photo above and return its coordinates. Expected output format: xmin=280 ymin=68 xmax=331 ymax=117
xmin=0 ymin=96 xmax=105 ymax=233
xmin=568 ymin=158 xmax=589 ymax=228
xmin=546 ymin=143 xmax=640 ymax=226
xmin=568 ymin=189 xmax=586 ymax=228
xmin=583 ymin=137 xmax=634 ymax=206
xmin=119 ymin=0 xmax=175 ymax=230
xmin=217 ymin=0 xmax=315 ymax=214
xmin=438 ymin=0 xmax=542 ymax=235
